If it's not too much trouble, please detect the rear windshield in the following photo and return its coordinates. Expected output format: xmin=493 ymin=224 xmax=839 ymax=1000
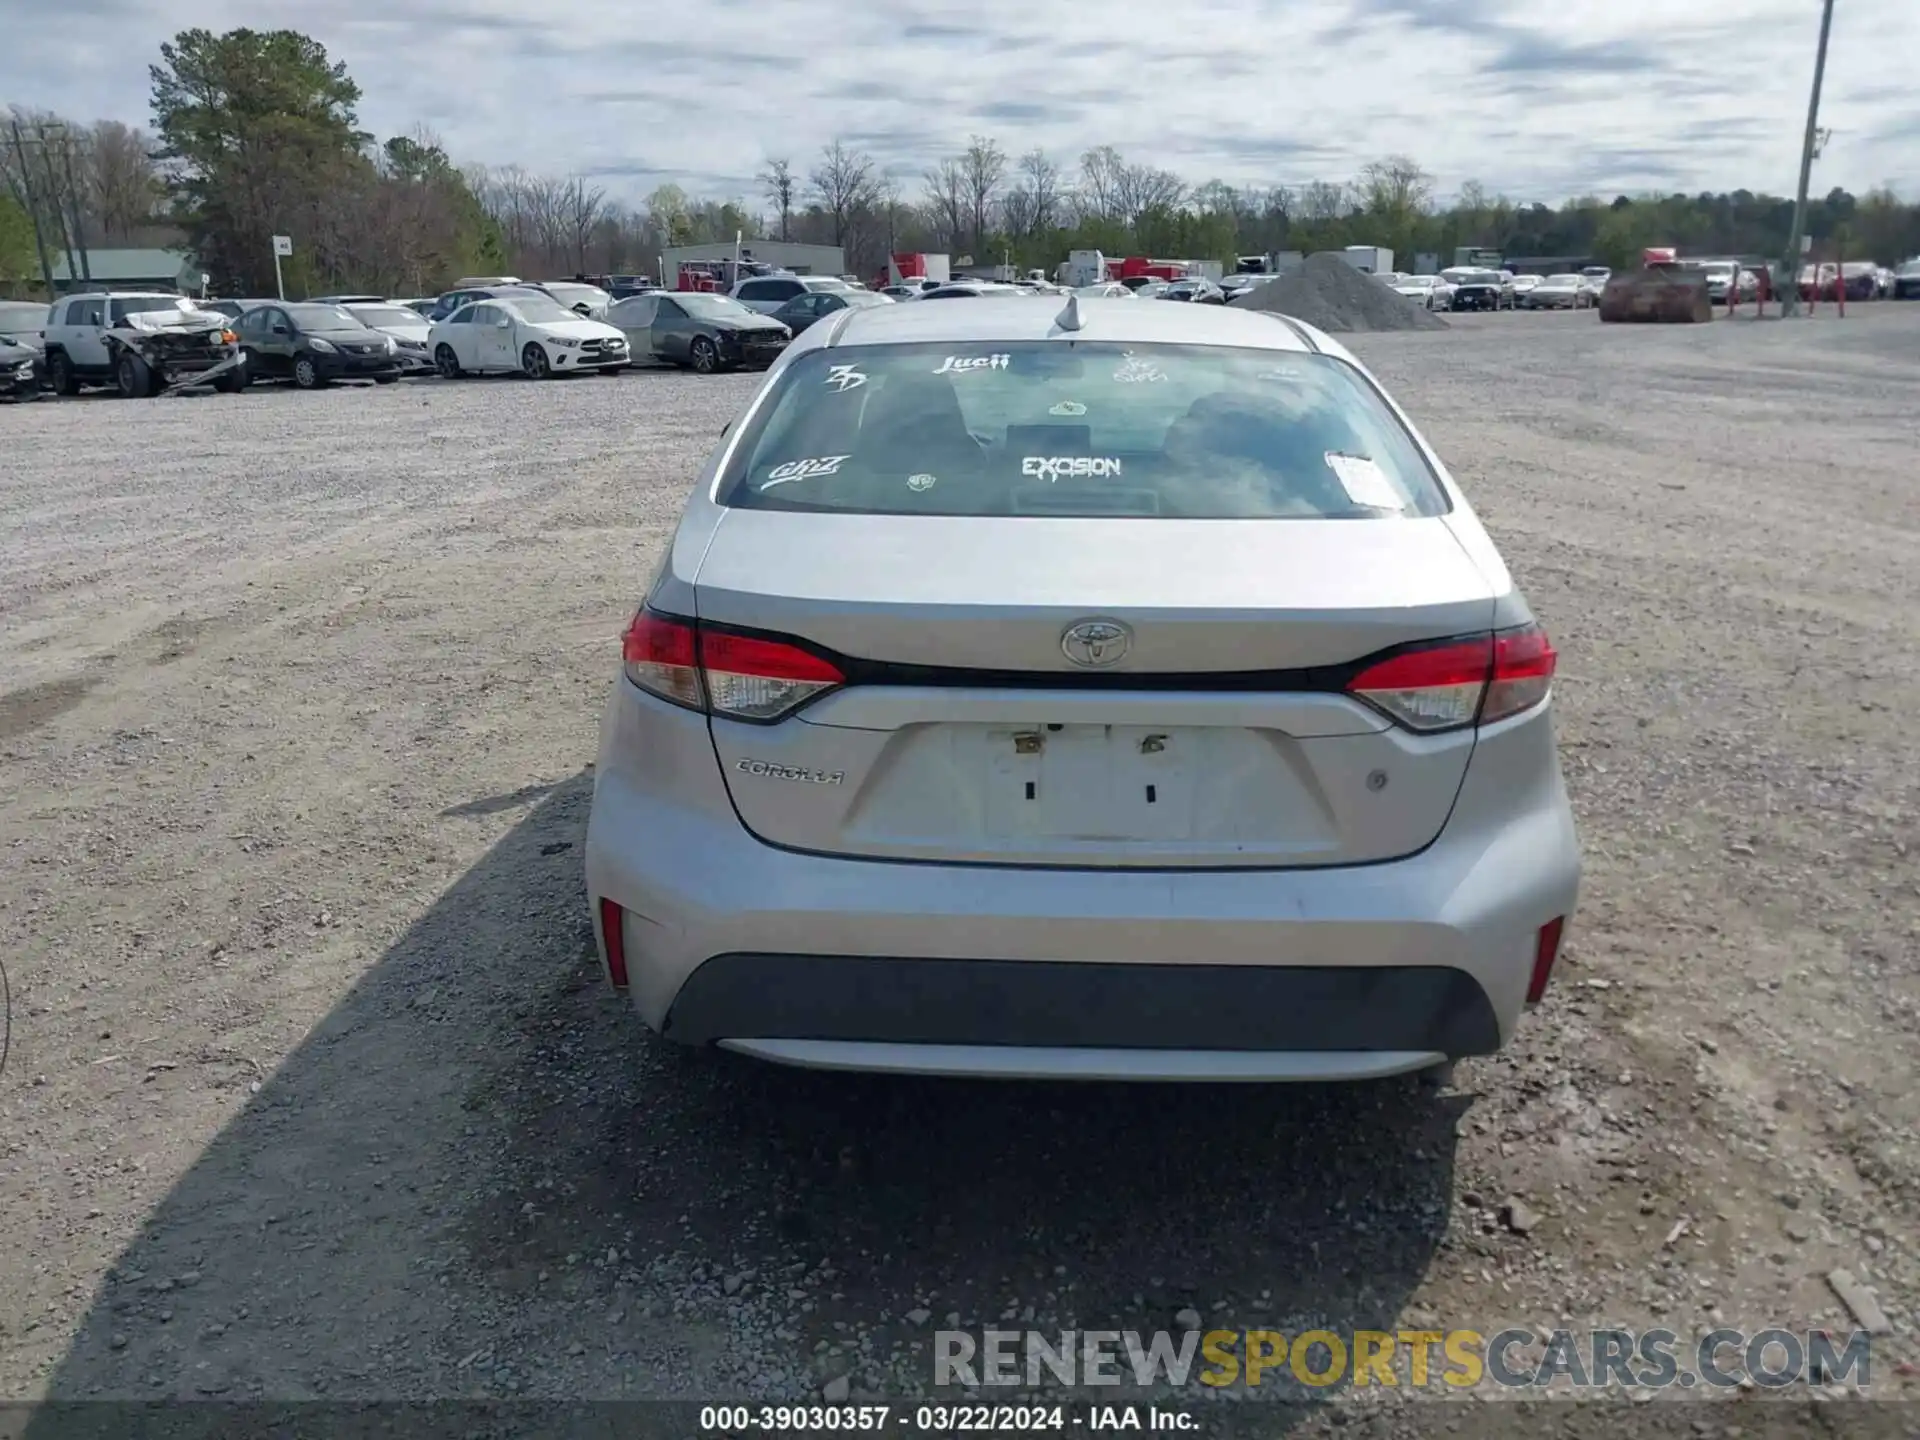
xmin=716 ymin=342 xmax=1448 ymax=519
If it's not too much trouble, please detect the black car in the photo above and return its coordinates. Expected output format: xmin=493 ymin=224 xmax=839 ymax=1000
xmin=767 ymin=288 xmax=892 ymax=334
xmin=232 ymin=302 xmax=403 ymax=389
xmin=1442 ymin=269 xmax=1511 ymax=311
xmin=605 ymin=291 xmax=791 ymax=373
xmin=1 ymin=335 xmax=41 ymax=399
xmin=0 ymin=299 xmax=49 ymax=388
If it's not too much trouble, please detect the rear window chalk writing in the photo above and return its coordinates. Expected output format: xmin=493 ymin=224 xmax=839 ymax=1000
xmin=1022 ymin=456 xmax=1123 ymax=481
xmin=822 ymin=365 xmax=867 ymax=391
xmin=760 ymin=455 xmax=850 ymax=489
xmin=1324 ymin=452 xmax=1403 ymax=509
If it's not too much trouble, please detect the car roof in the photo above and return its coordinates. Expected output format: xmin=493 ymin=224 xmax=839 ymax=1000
xmin=825 ymin=294 xmax=1328 ymax=356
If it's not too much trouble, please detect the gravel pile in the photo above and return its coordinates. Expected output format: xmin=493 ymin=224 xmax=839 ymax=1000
xmin=1231 ymin=250 xmax=1450 ymax=333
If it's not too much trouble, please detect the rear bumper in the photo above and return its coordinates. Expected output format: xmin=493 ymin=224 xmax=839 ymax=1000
xmin=584 ymin=686 xmax=1582 ymax=1080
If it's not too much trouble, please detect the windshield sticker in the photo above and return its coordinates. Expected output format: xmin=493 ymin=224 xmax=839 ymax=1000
xmin=906 ymin=473 xmax=937 ymax=492
xmin=1023 ymin=456 xmax=1122 ymax=482
xmin=822 ymin=364 xmax=868 ymax=392
xmin=1112 ymin=353 xmax=1168 ymax=384
xmin=1048 ymin=400 xmax=1088 ymax=416
xmin=1323 ymin=452 xmax=1403 ymax=510
xmin=933 ymin=354 xmax=1010 ymax=375
xmin=760 ymin=455 xmax=850 ymax=490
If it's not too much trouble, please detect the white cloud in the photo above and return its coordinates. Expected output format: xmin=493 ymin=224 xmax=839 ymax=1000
xmin=6 ymin=0 xmax=1917 ymax=203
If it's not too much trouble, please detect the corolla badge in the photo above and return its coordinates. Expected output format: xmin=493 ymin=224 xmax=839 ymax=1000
xmin=1061 ymin=618 xmax=1132 ymax=667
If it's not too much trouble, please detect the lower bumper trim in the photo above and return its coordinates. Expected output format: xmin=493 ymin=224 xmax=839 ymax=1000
xmin=664 ymin=954 xmax=1503 ymax=1057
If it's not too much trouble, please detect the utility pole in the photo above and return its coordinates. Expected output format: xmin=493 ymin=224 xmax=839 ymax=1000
xmin=3 ymin=118 xmax=58 ymax=300
xmin=27 ymin=122 xmax=80 ymax=289
xmin=57 ymin=130 xmax=92 ymax=283
xmin=1779 ymin=0 xmax=1836 ymax=318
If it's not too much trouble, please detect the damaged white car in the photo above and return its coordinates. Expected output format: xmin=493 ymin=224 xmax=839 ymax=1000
xmin=42 ymin=292 xmax=246 ymax=398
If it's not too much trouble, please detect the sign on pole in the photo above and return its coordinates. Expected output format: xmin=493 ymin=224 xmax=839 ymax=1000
xmin=271 ymin=234 xmax=292 ymax=300
xmin=272 ymin=235 xmax=293 ymax=257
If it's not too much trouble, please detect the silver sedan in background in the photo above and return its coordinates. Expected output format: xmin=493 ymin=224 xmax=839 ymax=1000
xmin=586 ymin=297 xmax=1581 ymax=1082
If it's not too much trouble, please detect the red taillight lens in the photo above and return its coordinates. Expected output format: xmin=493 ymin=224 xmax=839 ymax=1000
xmin=619 ymin=607 xmax=843 ymax=721
xmin=1347 ymin=634 xmax=1493 ymax=731
xmin=1346 ymin=624 xmax=1555 ymax=732
xmin=621 ymin=609 xmax=702 ymax=709
xmin=1482 ymin=625 xmax=1556 ymax=724
xmin=1526 ymin=916 xmax=1565 ymax=1003
xmin=699 ymin=629 xmax=843 ymax=721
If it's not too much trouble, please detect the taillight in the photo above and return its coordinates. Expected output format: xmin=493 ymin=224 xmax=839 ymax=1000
xmin=619 ymin=607 xmax=843 ymax=722
xmin=621 ymin=609 xmax=702 ymax=708
xmin=1346 ymin=623 xmax=1556 ymax=732
xmin=700 ymin=629 xmax=843 ymax=720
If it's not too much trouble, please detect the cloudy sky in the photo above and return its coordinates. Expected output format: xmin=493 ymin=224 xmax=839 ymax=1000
xmin=6 ymin=0 xmax=1917 ymax=207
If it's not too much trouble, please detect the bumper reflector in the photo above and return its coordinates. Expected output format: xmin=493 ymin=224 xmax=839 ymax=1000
xmin=1526 ymin=917 xmax=1565 ymax=1004
xmin=598 ymin=897 xmax=630 ymax=989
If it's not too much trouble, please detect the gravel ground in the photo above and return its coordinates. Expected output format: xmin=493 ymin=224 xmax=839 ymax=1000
xmin=1 ymin=310 xmax=1916 ymax=1432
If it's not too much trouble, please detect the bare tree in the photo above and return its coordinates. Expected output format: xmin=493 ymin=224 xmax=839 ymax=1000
xmin=1355 ymin=155 xmax=1433 ymax=218
xmin=1076 ymin=145 xmax=1125 ymax=224
xmin=1114 ymin=161 xmax=1184 ymax=229
xmin=807 ymin=139 xmax=877 ymax=247
xmin=757 ymin=157 xmax=795 ymax=241
xmin=1298 ymin=180 xmax=1349 ymax=222
xmin=921 ymin=157 xmax=966 ymax=250
xmin=959 ymin=134 xmax=1005 ymax=256
xmin=559 ymin=174 xmax=607 ymax=271
xmin=84 ymin=120 xmax=163 ymax=241
xmin=1016 ymin=148 xmax=1062 ymax=235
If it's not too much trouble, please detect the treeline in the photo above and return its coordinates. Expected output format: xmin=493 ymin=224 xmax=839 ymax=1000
xmin=4 ymin=25 xmax=1919 ymax=300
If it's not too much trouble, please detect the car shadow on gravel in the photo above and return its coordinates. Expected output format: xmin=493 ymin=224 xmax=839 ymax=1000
xmin=34 ymin=767 xmax=1463 ymax=1419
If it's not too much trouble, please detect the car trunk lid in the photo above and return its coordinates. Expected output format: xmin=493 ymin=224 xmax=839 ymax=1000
xmin=695 ymin=512 xmax=1497 ymax=867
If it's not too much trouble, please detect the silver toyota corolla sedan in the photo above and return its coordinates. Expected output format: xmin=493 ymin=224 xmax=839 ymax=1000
xmin=585 ymin=295 xmax=1581 ymax=1082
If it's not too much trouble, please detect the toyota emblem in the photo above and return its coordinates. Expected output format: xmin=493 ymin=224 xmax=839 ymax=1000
xmin=1061 ymin=618 xmax=1132 ymax=667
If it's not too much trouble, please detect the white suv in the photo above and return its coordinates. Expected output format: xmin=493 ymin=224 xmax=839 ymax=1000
xmin=42 ymin=292 xmax=242 ymax=396
xmin=729 ymin=274 xmax=854 ymax=313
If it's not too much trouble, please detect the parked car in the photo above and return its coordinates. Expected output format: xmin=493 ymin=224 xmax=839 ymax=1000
xmin=233 ymin=302 xmax=402 ymax=388
xmin=767 ymin=288 xmax=892 ymax=335
xmin=1391 ymin=275 xmax=1454 ymax=311
xmin=426 ymin=283 xmax=555 ymax=322
xmin=42 ymin=292 xmax=245 ymax=397
xmin=605 ymin=291 xmax=788 ymax=372
xmin=1695 ymin=262 xmax=1759 ymax=303
xmin=1893 ymin=260 xmax=1920 ymax=299
xmin=1073 ymin=282 xmax=1138 ymax=299
xmin=343 ymin=301 xmax=435 ymax=373
xmin=730 ymin=273 xmax=856 ymax=314
xmin=1440 ymin=268 xmax=1511 ymax=311
xmin=1158 ymin=278 xmax=1228 ymax=304
xmin=1524 ymin=273 xmax=1595 ymax=310
xmin=1508 ymin=274 xmax=1543 ymax=302
xmin=0 ymin=299 xmax=49 ymax=385
xmin=878 ymin=285 xmax=922 ymax=300
xmin=0 ymin=334 xmax=40 ymax=399
xmin=401 ymin=297 xmax=440 ymax=317
xmin=586 ymin=297 xmax=1580 ymax=1082
xmin=310 ymin=294 xmax=388 ymax=306
xmin=200 ymin=298 xmax=268 ymax=320
xmin=429 ymin=293 xmax=630 ymax=379
xmin=538 ymin=280 xmax=613 ymax=319
xmin=1580 ymin=266 xmax=1611 ymax=290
